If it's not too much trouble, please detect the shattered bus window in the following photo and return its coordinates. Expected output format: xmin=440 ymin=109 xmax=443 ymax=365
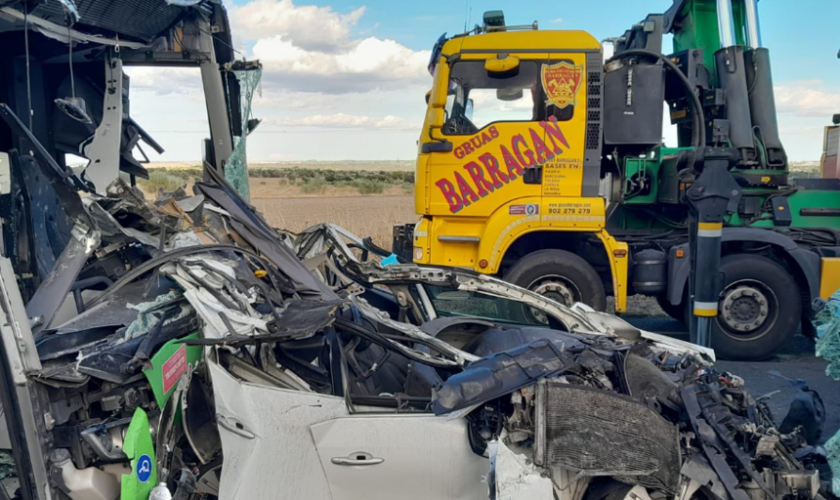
xmin=223 ymin=65 xmax=262 ymax=202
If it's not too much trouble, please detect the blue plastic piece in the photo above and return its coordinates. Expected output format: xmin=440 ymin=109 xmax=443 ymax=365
xmin=381 ymin=254 xmax=399 ymax=266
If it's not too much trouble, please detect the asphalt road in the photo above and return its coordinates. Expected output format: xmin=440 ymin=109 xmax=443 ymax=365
xmin=626 ymin=316 xmax=839 ymax=441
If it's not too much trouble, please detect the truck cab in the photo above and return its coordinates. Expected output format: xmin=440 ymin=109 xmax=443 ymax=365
xmin=409 ymin=20 xmax=630 ymax=314
xmin=397 ymin=4 xmax=840 ymax=360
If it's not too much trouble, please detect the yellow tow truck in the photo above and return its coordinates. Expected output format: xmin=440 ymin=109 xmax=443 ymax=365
xmin=406 ymin=15 xmax=627 ymax=310
xmin=394 ymin=6 xmax=840 ymax=360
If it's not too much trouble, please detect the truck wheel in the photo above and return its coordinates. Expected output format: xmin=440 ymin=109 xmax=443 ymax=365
xmin=710 ymin=254 xmax=800 ymax=360
xmin=656 ymin=294 xmax=685 ymax=324
xmin=504 ymin=249 xmax=607 ymax=311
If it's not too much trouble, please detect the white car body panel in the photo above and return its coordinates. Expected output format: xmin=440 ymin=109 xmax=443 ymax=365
xmin=208 ymin=358 xmax=347 ymax=499
xmin=311 ymin=415 xmax=487 ymax=500
xmin=209 ymin=357 xmax=488 ymax=500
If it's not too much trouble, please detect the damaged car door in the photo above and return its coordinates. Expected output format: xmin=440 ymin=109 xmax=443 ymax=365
xmin=310 ymin=415 xmax=486 ymax=500
xmin=208 ymin=355 xmax=488 ymax=500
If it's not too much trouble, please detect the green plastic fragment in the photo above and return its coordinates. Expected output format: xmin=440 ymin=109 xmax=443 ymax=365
xmin=142 ymin=333 xmax=202 ymax=409
xmin=121 ymin=408 xmax=157 ymax=500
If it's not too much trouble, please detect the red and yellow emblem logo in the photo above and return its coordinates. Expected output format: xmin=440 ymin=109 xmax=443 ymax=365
xmin=541 ymin=62 xmax=583 ymax=109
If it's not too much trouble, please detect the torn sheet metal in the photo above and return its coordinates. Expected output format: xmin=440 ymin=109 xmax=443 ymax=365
xmin=162 ymin=262 xmax=266 ymax=340
xmin=349 ymin=296 xmax=477 ymax=367
xmin=184 ymin=299 xmax=345 ymax=348
xmin=0 ymin=7 xmax=148 ymax=48
xmin=85 ymin=198 xmax=160 ymax=249
xmin=195 ymin=182 xmax=331 ymax=296
xmin=166 ymin=231 xmax=203 ymax=250
xmin=490 ymin=440 xmax=553 ymax=500
xmin=26 ymin=223 xmax=100 ymax=336
xmin=174 ymin=195 xmax=205 ymax=213
xmin=302 ymin=223 xmax=714 ymax=360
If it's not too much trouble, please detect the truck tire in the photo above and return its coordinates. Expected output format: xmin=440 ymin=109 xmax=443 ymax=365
xmin=504 ymin=249 xmax=607 ymax=311
xmin=709 ymin=254 xmax=800 ymax=361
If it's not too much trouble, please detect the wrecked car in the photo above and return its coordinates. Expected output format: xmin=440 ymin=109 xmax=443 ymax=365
xmin=1 ymin=157 xmax=835 ymax=499
xmin=0 ymin=0 xmax=835 ymax=499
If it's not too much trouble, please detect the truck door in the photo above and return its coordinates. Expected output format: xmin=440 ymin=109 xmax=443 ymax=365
xmin=425 ymin=54 xmax=548 ymax=218
xmin=540 ymin=52 xmax=590 ymax=200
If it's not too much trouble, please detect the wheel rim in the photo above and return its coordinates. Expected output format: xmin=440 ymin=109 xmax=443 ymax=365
xmin=717 ymin=279 xmax=778 ymax=341
xmin=527 ymin=275 xmax=581 ymax=306
xmin=524 ymin=275 xmax=581 ymax=324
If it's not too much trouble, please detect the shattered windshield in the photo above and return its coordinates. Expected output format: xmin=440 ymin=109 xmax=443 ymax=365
xmin=426 ymin=284 xmax=551 ymax=326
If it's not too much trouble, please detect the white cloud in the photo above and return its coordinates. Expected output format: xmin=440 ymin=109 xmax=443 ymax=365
xmin=130 ymin=0 xmax=431 ymax=97
xmin=264 ymin=112 xmax=420 ymax=131
xmin=775 ymin=81 xmax=840 ymax=118
xmin=126 ymin=0 xmax=432 ymax=157
xmin=125 ymin=67 xmax=204 ymax=94
xmin=251 ymin=32 xmax=430 ymax=94
xmin=226 ymin=0 xmax=432 ymax=94
xmin=230 ymin=0 xmax=364 ymax=52
xmin=551 ymin=17 xmax=563 ymax=24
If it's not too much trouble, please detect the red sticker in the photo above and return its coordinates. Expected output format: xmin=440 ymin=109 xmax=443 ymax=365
xmin=509 ymin=204 xmax=539 ymax=216
xmin=162 ymin=345 xmax=188 ymax=394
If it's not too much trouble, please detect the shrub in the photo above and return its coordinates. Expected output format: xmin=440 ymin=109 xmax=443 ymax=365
xmin=139 ymin=170 xmax=186 ymax=192
xmin=166 ymin=168 xmax=201 ymax=180
xmin=300 ymin=176 xmax=327 ymax=194
xmin=353 ymin=179 xmax=386 ymax=195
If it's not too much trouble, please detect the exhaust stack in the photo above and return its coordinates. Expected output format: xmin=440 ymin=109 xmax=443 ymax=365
xmin=743 ymin=0 xmax=762 ymax=48
xmin=744 ymin=0 xmax=787 ymax=169
xmin=716 ymin=0 xmax=737 ymax=48
xmin=715 ymin=0 xmax=755 ymax=163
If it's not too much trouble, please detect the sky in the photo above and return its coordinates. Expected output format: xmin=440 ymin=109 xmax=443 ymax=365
xmin=124 ymin=0 xmax=840 ymax=162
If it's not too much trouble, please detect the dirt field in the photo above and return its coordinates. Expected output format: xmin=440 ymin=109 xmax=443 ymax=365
xmin=252 ymin=192 xmax=416 ymax=245
xmin=139 ymin=177 xmax=417 ymax=245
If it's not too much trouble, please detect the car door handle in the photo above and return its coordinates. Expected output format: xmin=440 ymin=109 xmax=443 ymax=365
xmin=216 ymin=414 xmax=255 ymax=440
xmin=331 ymin=456 xmax=384 ymax=467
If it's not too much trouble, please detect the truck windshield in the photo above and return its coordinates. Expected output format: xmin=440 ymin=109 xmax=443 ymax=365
xmin=442 ymin=60 xmax=572 ymax=135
